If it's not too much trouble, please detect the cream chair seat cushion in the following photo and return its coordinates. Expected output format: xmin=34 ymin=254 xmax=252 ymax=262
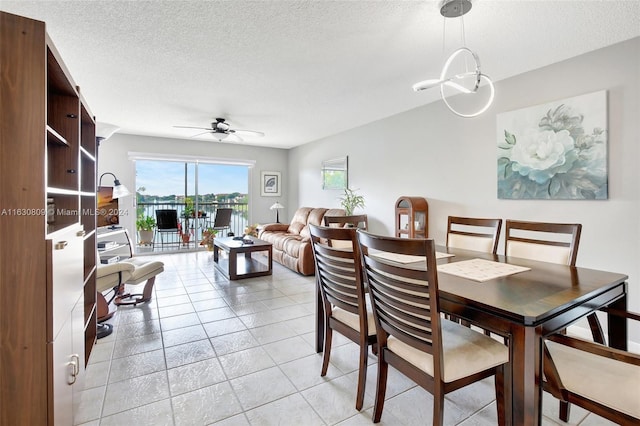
xmin=96 ymin=262 xmax=135 ymax=293
xmin=546 ymin=340 xmax=640 ymax=419
xmin=122 ymin=257 xmax=165 ymax=285
xmin=332 ymin=298 xmax=376 ymax=336
xmin=387 ymin=319 xmax=509 ymax=383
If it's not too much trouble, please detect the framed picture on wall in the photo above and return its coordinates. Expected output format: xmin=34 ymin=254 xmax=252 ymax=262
xmin=321 ymin=156 xmax=348 ymax=190
xmin=261 ymin=171 xmax=281 ymax=196
xmin=497 ymin=90 xmax=608 ymax=199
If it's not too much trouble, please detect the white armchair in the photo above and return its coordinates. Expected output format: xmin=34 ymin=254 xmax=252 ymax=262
xmin=95 ymin=257 xmax=164 ymax=338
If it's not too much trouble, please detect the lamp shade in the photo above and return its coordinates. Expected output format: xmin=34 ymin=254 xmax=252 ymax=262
xmin=270 ymin=202 xmax=284 ymax=223
xmin=99 ymin=172 xmax=131 ymax=199
xmin=111 ymin=182 xmax=131 ymax=199
xmin=96 ymin=122 xmax=120 ymax=142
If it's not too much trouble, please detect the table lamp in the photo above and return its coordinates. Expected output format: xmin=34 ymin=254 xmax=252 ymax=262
xmin=270 ymin=202 xmax=284 ymax=223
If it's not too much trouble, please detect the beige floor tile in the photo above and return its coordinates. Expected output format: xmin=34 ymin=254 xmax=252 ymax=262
xmin=85 ymin=251 xmax=512 ymax=425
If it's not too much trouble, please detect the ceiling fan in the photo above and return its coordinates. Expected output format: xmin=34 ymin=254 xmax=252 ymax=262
xmin=174 ymin=118 xmax=265 ymax=142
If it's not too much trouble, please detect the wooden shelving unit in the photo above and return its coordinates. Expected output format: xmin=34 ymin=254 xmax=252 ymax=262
xmin=395 ymin=196 xmax=429 ymax=238
xmin=0 ymin=11 xmax=97 ymax=425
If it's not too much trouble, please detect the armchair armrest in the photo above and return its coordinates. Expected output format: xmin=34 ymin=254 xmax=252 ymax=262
xmin=546 ymin=333 xmax=640 ymax=365
xmin=603 ymin=307 xmax=640 ymax=322
xmin=261 ymin=223 xmax=289 ymax=232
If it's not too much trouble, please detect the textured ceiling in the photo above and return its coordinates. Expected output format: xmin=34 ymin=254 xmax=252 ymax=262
xmin=2 ymin=1 xmax=639 ymax=148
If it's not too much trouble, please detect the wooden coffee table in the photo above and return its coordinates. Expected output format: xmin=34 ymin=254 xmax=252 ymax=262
xmin=213 ymin=236 xmax=273 ymax=280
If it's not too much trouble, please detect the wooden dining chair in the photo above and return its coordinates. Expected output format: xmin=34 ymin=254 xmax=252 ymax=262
xmin=447 ymin=216 xmax=502 ymax=254
xmin=356 ymin=230 xmax=509 ymax=425
xmin=505 ymin=220 xmax=581 ymax=266
xmin=543 ymin=309 xmax=640 ymax=424
xmin=446 ymin=216 xmax=502 ymax=330
xmin=505 ymin=219 xmax=612 ymax=418
xmin=309 ymin=224 xmax=376 ymax=411
xmin=324 ymin=214 xmax=368 ymax=230
xmin=504 ymin=220 xmax=606 ymax=339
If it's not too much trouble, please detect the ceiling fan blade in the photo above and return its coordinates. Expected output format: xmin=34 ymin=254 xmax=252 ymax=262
xmin=174 ymin=125 xmax=214 ymax=130
xmin=233 ymin=129 xmax=265 ymax=137
xmin=190 ymin=130 xmax=214 ymax=138
xmin=225 ymin=133 xmax=244 ymax=142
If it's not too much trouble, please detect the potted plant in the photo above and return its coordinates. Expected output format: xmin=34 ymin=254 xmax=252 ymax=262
xmin=244 ymin=224 xmax=259 ymax=237
xmin=200 ymin=227 xmax=217 ymax=250
xmin=136 ymin=215 xmax=156 ymax=245
xmin=184 ymin=197 xmax=195 ymax=218
xmin=339 ymin=188 xmax=365 ymax=216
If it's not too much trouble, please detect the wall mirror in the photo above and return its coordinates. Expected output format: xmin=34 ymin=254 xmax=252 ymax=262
xmin=322 ymin=156 xmax=348 ymax=190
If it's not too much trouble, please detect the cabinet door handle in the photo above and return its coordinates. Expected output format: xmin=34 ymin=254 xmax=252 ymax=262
xmin=68 ymin=353 xmax=80 ymax=385
xmin=76 ymin=230 xmax=86 ymax=237
xmin=54 ymin=241 xmax=68 ymax=250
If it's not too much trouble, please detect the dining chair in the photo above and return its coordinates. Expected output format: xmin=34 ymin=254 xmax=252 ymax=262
xmin=447 ymin=216 xmax=502 ymax=255
xmin=505 ymin=220 xmax=581 ymax=267
xmin=543 ymin=308 xmax=640 ymax=424
xmin=505 ymin=219 xmax=611 ymax=418
xmin=504 ymin=220 xmax=606 ymax=338
xmin=356 ymin=230 xmax=508 ymax=425
xmin=446 ymin=216 xmax=502 ymax=330
xmin=154 ymin=209 xmax=180 ymax=248
xmin=309 ymin=224 xmax=376 ymax=411
xmin=506 ymin=219 xmax=609 ymax=335
xmin=323 ymin=214 xmax=369 ymax=230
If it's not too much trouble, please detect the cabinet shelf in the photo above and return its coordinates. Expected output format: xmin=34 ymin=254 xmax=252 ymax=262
xmin=97 ymin=228 xmax=133 ymax=261
xmin=47 ymin=125 xmax=69 ymax=146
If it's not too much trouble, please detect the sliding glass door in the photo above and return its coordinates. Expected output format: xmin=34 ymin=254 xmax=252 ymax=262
xmin=135 ymin=159 xmax=249 ymax=252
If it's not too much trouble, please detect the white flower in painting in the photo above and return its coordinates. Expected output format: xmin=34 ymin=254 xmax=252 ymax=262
xmin=510 ymin=129 xmax=578 ymax=184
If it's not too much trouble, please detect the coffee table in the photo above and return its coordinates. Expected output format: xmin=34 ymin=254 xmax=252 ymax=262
xmin=213 ymin=236 xmax=273 ymax=280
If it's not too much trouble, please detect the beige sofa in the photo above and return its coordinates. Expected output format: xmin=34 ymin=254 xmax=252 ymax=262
xmin=259 ymin=207 xmax=345 ymax=275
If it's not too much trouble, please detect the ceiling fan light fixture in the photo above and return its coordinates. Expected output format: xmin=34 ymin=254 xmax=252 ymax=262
xmin=213 ymin=132 xmax=229 ymax=141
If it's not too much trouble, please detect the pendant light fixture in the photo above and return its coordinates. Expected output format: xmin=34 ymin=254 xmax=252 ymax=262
xmin=412 ymin=0 xmax=494 ymax=118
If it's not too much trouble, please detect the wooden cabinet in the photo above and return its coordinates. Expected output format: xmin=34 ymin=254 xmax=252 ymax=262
xmin=0 ymin=11 xmax=96 ymax=425
xmin=395 ymin=196 xmax=429 ymax=238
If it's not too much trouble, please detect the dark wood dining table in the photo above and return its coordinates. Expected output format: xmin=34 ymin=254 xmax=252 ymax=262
xmin=314 ymin=245 xmax=629 ymax=426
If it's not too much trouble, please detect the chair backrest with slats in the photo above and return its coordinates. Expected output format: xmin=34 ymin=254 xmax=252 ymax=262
xmin=309 ymin=225 xmax=367 ymax=326
xmin=356 ymin=230 xmax=441 ymax=359
xmin=505 ymin=220 xmax=581 ymax=266
xmin=447 ymin=216 xmax=502 ymax=254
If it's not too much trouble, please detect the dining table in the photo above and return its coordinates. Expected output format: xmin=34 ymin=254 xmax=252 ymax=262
xmin=314 ymin=245 xmax=629 ymax=426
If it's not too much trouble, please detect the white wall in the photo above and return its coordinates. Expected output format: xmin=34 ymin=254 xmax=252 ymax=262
xmin=289 ymin=37 xmax=640 ymax=342
xmin=97 ymin=134 xmax=288 ymax=234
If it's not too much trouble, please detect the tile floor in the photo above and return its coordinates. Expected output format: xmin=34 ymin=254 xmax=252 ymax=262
xmin=76 ymin=252 xmax=617 ymax=425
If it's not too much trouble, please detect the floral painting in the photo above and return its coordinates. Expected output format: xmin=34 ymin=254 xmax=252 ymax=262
xmin=497 ymin=91 xmax=608 ymax=199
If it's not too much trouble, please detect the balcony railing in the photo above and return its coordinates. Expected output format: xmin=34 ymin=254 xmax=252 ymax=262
xmin=136 ymin=201 xmax=249 ymax=251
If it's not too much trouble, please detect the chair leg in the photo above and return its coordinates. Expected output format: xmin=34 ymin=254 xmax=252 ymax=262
xmin=372 ymin=353 xmax=388 ymax=423
xmin=560 ymin=400 xmax=571 ymax=422
xmin=433 ymin=384 xmax=445 ymax=426
xmin=320 ymin=323 xmax=332 ymax=376
xmin=355 ymin=341 xmax=368 ymax=410
xmin=495 ymin=365 xmax=506 ymax=426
